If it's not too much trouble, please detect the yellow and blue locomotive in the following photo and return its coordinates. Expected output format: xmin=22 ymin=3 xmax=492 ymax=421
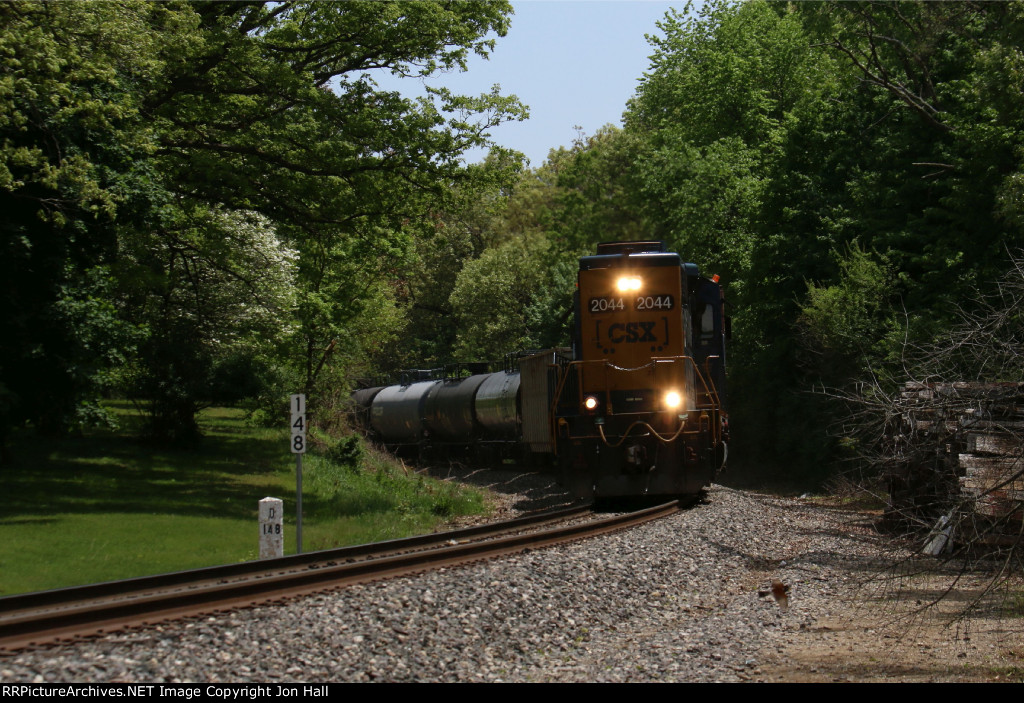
xmin=355 ymin=241 xmax=728 ymax=500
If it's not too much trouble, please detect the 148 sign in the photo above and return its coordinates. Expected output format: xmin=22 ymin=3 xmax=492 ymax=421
xmin=290 ymin=394 xmax=306 ymax=454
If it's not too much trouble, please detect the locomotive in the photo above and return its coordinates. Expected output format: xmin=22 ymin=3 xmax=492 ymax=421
xmin=353 ymin=241 xmax=728 ymax=499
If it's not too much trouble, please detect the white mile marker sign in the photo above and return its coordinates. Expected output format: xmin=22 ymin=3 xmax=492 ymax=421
xmin=289 ymin=393 xmax=306 ymax=553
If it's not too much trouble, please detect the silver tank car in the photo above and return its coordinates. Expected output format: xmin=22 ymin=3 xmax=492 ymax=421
xmin=422 ymin=374 xmax=490 ymax=441
xmin=365 ymin=371 xmax=523 ymax=446
xmin=369 ymin=380 xmax=439 ymax=444
xmin=473 ymin=371 xmax=521 ymax=438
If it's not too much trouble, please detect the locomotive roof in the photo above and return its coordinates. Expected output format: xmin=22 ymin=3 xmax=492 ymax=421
xmin=579 ymin=250 xmax=689 ymax=271
xmin=595 ymin=240 xmax=665 ymax=255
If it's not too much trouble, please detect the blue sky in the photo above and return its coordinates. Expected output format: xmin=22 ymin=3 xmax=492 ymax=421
xmin=372 ymin=1 xmax=685 ymax=167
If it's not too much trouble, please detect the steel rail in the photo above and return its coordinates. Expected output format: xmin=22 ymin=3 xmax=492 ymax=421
xmin=0 ymin=501 xmax=679 ymax=652
xmin=1 ymin=503 xmax=590 ymax=613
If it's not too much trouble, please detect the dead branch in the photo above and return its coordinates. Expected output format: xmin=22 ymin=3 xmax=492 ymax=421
xmin=824 ymin=250 xmax=1024 ymax=623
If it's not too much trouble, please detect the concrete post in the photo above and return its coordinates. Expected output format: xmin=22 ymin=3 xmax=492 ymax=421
xmin=259 ymin=497 xmax=284 ymax=558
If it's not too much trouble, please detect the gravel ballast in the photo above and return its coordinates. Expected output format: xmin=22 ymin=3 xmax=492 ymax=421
xmin=4 ymin=485 xmax=1017 ymax=682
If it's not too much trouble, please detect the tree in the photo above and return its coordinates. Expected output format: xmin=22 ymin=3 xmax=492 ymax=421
xmin=617 ymin=0 xmax=1024 ymax=480
xmin=795 ymin=1 xmax=1024 ymax=305
xmin=119 ymin=208 xmax=297 ymax=442
xmin=0 ymin=1 xmax=179 ymax=444
xmin=378 ymin=151 xmax=527 ymax=369
xmin=449 ymin=233 xmax=573 ymax=362
xmin=144 ymin=1 xmax=526 ymax=418
xmin=626 ymin=0 xmax=819 ymax=284
xmin=760 ymin=1 xmax=1024 ymax=476
xmin=0 ymin=1 xmax=526 ymax=446
xmin=543 ymin=126 xmax=652 ymax=256
xmin=796 ymin=244 xmax=900 ymax=389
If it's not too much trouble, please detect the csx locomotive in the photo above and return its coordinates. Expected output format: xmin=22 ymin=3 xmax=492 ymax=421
xmin=353 ymin=241 xmax=728 ymax=499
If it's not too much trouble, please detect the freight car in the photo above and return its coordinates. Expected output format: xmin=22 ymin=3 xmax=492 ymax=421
xmin=353 ymin=241 xmax=728 ymax=500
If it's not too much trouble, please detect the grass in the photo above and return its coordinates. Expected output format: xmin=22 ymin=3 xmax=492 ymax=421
xmin=298 ymin=444 xmax=487 ymax=550
xmin=0 ymin=402 xmax=488 ymax=595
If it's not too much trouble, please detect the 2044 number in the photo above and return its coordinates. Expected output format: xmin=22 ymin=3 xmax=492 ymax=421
xmin=588 ymin=295 xmax=674 ymax=314
xmin=635 ymin=295 xmax=673 ymax=311
xmin=589 ymin=297 xmax=625 ymax=313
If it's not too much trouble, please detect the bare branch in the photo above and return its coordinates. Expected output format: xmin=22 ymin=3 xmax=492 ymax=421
xmin=823 ymin=250 xmax=1024 ymax=624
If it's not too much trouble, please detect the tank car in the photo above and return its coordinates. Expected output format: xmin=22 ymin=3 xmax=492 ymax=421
xmin=353 ymin=362 xmax=525 ymax=463
xmin=355 ymin=240 xmax=728 ymax=500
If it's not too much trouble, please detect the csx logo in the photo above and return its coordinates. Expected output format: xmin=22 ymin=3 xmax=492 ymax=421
xmin=608 ymin=321 xmax=657 ymax=343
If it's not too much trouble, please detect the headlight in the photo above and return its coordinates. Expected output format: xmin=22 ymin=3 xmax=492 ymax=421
xmin=584 ymin=396 xmax=599 ymax=411
xmin=664 ymin=390 xmax=683 ymax=409
xmin=615 ymin=276 xmax=642 ymax=292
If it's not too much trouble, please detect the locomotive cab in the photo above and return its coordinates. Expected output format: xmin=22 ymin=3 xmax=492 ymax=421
xmin=553 ymin=241 xmax=727 ymax=499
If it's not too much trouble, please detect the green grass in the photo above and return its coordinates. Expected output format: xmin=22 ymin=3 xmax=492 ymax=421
xmin=0 ymin=402 xmax=488 ymax=595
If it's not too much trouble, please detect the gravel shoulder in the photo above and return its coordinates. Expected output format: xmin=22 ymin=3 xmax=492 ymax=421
xmin=4 ymin=480 xmax=1022 ymax=683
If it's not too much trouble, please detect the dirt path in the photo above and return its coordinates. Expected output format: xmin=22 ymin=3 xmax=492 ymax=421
xmin=761 ymin=525 xmax=1024 ymax=682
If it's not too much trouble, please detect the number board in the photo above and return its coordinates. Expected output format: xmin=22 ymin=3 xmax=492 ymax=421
xmin=588 ymin=295 xmax=674 ymax=313
xmin=290 ymin=393 xmax=307 ymax=454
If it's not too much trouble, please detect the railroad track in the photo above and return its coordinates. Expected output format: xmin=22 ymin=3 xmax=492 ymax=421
xmin=0 ymin=501 xmax=683 ymax=653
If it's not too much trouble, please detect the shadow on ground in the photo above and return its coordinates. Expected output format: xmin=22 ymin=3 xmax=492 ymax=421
xmin=417 ymin=461 xmax=578 ymax=514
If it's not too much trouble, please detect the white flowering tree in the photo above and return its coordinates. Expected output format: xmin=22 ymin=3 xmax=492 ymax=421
xmin=121 ymin=208 xmax=298 ymax=442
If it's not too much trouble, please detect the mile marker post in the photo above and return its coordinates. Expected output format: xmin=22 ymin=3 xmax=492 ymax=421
xmin=290 ymin=393 xmax=307 ymax=554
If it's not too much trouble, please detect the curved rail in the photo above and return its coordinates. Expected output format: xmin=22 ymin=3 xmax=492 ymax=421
xmin=0 ymin=501 xmax=682 ymax=652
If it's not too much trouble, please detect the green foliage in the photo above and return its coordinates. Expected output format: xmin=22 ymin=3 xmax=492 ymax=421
xmin=0 ymin=1 xmax=526 ymax=447
xmin=0 ymin=1 xmax=174 ymax=442
xmin=140 ymin=1 xmax=525 ymax=399
xmin=797 ymin=245 xmax=898 ymax=383
xmin=610 ymin=0 xmax=1024 ymax=481
xmin=119 ymin=208 xmax=298 ymax=442
xmin=325 ymin=434 xmax=365 ymax=471
xmin=627 ymin=0 xmax=822 ymax=286
xmin=544 ymin=126 xmax=653 ymax=255
xmin=302 ymin=445 xmax=487 ymax=536
xmin=449 ymin=233 xmax=573 ymax=361
xmin=370 ymin=151 xmax=528 ymax=370
xmin=792 ymin=1 xmax=1024 ymax=305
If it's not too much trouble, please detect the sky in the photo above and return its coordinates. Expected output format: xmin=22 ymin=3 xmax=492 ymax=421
xmin=371 ymin=1 xmax=686 ymax=167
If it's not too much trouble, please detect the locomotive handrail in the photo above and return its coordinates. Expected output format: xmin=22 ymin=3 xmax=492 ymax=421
xmin=701 ymin=355 xmax=723 ymax=410
xmin=596 ymin=419 xmax=688 ymax=447
xmin=548 ymin=355 xmax=723 ymax=452
xmin=599 ymin=359 xmax=680 ymax=373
